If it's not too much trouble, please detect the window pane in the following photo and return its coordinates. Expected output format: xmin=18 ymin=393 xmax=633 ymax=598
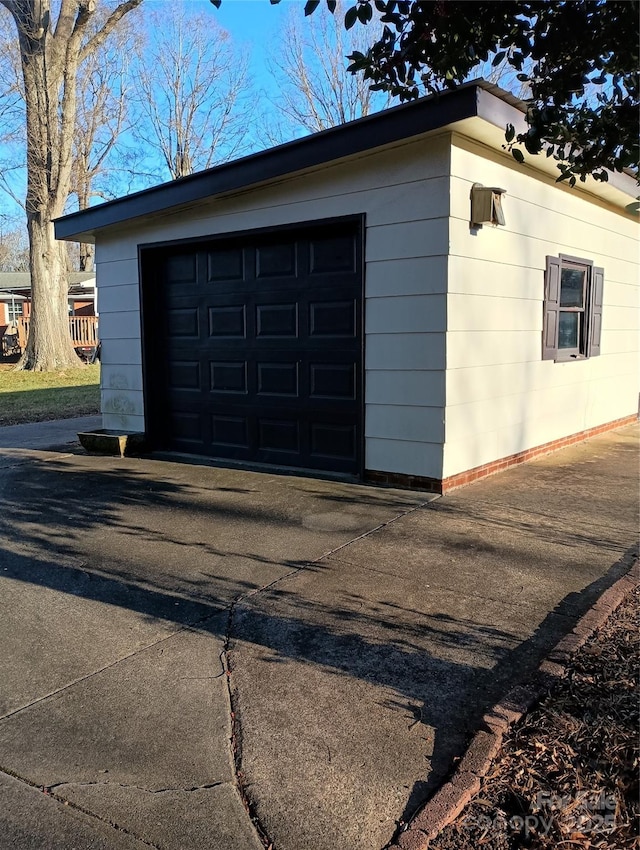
xmin=560 ymin=267 xmax=585 ymax=307
xmin=558 ymin=311 xmax=579 ymax=349
xmin=7 ymin=303 xmax=23 ymax=322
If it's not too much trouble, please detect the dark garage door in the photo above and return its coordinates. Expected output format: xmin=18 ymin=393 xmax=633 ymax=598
xmin=142 ymin=220 xmax=363 ymax=475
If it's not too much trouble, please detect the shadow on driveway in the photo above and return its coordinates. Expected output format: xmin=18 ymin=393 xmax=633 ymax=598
xmin=0 ymin=435 xmax=637 ymax=850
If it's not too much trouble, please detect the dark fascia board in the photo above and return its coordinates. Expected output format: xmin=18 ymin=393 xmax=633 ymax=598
xmin=475 ymin=84 xmax=638 ymax=198
xmin=55 ymin=78 xmax=638 ymax=242
xmin=54 ymin=83 xmax=483 ymax=241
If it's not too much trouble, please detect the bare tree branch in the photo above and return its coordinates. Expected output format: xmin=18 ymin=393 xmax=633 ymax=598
xmin=69 ymin=9 xmax=138 ymax=270
xmin=132 ymin=4 xmax=252 ymax=181
xmin=80 ymin=0 xmax=142 ymax=62
xmin=264 ymin=0 xmax=393 ymax=142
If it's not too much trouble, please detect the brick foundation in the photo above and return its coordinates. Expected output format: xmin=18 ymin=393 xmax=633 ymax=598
xmin=364 ymin=414 xmax=638 ymax=494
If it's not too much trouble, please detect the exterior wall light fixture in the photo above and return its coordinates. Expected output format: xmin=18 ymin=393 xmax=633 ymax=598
xmin=470 ymin=183 xmax=507 ymax=227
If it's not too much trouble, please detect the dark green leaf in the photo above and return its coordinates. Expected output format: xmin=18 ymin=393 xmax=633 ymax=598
xmin=505 ymin=123 xmax=515 ymax=143
xmin=357 ymin=3 xmax=373 ymax=24
xmin=304 ymin=0 xmax=321 ymax=15
xmin=332 ymin=0 xmax=639 ymax=185
xmin=327 ymin=0 xmax=337 ymax=11
xmin=511 ymin=148 xmax=525 ymax=164
xmin=209 ymin=0 xmax=222 ymax=7
xmin=345 ymin=5 xmax=358 ymax=29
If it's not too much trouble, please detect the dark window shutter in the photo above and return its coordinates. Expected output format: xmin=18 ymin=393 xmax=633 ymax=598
xmin=542 ymin=256 xmax=561 ymax=360
xmin=587 ymin=266 xmax=604 ymax=357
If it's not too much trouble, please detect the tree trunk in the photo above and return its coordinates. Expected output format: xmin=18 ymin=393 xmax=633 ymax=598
xmin=79 ymin=243 xmax=94 ymax=272
xmin=19 ymin=215 xmax=79 ymax=370
xmin=10 ymin=0 xmax=82 ymax=370
xmin=78 ymin=183 xmax=94 ymax=272
xmin=2 ymin=0 xmax=142 ymax=370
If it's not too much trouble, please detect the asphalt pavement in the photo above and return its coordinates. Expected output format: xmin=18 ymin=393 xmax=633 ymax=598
xmin=0 ymin=417 xmax=637 ymax=850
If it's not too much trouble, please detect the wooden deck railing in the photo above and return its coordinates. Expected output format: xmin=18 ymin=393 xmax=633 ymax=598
xmin=15 ymin=316 xmax=98 ymax=350
xmin=69 ymin=316 xmax=98 ymax=346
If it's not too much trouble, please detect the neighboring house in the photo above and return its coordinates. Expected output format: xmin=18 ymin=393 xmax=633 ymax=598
xmin=54 ymin=81 xmax=639 ymax=492
xmin=0 ymin=272 xmax=97 ymax=354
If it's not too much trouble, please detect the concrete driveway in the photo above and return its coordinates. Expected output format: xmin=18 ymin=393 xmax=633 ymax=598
xmin=0 ymin=420 xmax=637 ymax=850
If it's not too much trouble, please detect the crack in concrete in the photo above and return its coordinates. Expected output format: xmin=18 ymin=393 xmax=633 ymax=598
xmin=0 ymin=766 xmax=160 ymax=849
xmin=2 ymin=479 xmax=431 ymax=848
xmin=47 ymin=780 xmax=226 ymax=795
xmin=219 ymin=497 xmax=434 ymax=849
xmin=0 ymin=620 xmax=214 ymax=723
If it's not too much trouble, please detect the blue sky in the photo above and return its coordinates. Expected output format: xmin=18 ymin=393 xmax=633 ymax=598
xmin=157 ymin=0 xmax=310 ymax=97
xmin=0 ymin=0 xmax=342 ymax=230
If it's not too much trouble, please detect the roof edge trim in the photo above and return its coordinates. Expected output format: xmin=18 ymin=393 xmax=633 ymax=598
xmin=55 ymin=84 xmax=481 ymax=240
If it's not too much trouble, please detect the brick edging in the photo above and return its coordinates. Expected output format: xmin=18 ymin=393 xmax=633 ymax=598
xmin=441 ymin=414 xmax=638 ymax=493
xmin=388 ymin=551 xmax=640 ymax=850
xmin=365 ymin=415 xmax=638 ymax=494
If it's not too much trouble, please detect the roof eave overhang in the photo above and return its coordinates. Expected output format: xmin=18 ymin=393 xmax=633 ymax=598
xmin=54 ymin=84 xmax=482 ymax=243
xmin=55 ymin=81 xmax=638 ymax=245
xmin=472 ymin=87 xmax=638 ymax=210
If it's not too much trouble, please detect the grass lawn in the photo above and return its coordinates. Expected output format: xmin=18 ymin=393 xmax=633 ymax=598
xmin=0 ymin=363 xmax=100 ymax=426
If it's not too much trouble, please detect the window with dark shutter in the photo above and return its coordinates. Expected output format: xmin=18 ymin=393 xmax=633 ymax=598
xmin=587 ymin=266 xmax=604 ymax=357
xmin=542 ymin=255 xmax=603 ymax=362
xmin=542 ymin=256 xmax=561 ymax=361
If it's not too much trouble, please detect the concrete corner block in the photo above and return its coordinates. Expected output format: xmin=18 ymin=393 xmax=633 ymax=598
xmin=78 ymin=429 xmax=147 ymax=458
xmin=481 ymin=710 xmax=510 ymax=735
xmin=537 ymin=659 xmax=566 ymax=681
xmin=393 ymin=828 xmax=430 ymax=850
xmin=547 ymin=646 xmax=571 ymax=665
xmin=409 ymin=772 xmax=480 ymax=840
xmin=457 ymin=730 xmax=503 ymax=778
xmin=450 ymin=770 xmax=482 ymax=802
xmin=570 ymin=609 xmax=610 ymax=643
xmin=550 ymin=632 xmax=584 ymax=660
xmin=491 ymin=684 xmax=538 ymax=727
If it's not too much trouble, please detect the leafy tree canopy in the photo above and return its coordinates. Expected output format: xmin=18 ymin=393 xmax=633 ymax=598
xmin=213 ymin=0 xmax=639 ymax=185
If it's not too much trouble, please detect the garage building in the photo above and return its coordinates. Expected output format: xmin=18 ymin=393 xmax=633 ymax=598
xmin=55 ymin=81 xmax=640 ymax=491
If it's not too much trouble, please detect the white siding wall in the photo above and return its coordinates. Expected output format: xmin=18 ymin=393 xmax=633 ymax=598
xmin=95 ymin=135 xmax=451 ymax=477
xmin=443 ymin=136 xmax=640 ymax=478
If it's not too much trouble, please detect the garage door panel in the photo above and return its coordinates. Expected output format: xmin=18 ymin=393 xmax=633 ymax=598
xmin=258 ymin=418 xmax=300 ymax=453
xmin=257 ymin=362 xmax=299 ymax=396
xmin=167 ymin=307 xmax=200 ymax=338
xmin=165 ymin=254 xmax=197 ymax=284
xmin=207 ymin=305 xmax=247 ymax=338
xmin=210 ymin=361 xmax=248 ymax=394
xmin=309 ymin=300 xmax=356 ymax=337
xmin=211 ymin=414 xmax=250 ymax=449
xmin=311 ymin=422 xmax=356 ymax=461
xmin=170 ymin=411 xmax=202 ymax=443
xmin=310 ymin=234 xmax=356 ymax=274
xmin=256 ymin=303 xmax=298 ymax=338
xmin=169 ymin=361 xmax=201 ymax=390
xmin=310 ymin=363 xmax=356 ymax=400
xmin=256 ymin=242 xmax=297 ymax=278
xmin=146 ymin=221 xmax=362 ymax=474
xmin=207 ymin=246 xmax=245 ymax=281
